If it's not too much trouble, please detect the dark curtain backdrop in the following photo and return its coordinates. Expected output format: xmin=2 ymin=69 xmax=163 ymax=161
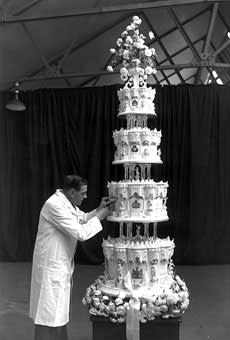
xmin=0 ymin=84 xmax=230 ymax=264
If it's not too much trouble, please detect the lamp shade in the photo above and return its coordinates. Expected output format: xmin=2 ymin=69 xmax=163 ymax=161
xmin=5 ymin=91 xmax=26 ymax=111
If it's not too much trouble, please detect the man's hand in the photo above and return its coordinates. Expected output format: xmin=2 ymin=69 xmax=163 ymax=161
xmin=96 ymin=196 xmax=117 ymax=211
xmin=96 ymin=207 xmax=110 ymax=221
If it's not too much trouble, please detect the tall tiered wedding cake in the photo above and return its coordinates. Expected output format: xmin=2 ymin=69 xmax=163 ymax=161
xmin=83 ymin=16 xmax=189 ymax=326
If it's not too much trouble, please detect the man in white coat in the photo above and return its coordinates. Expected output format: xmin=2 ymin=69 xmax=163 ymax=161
xmin=29 ymin=174 xmax=114 ymax=340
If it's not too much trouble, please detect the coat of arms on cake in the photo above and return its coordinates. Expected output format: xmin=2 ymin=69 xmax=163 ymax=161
xmin=83 ymin=15 xmax=189 ymax=327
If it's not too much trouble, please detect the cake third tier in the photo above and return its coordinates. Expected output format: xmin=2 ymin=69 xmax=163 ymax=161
xmin=108 ymin=179 xmax=168 ymax=222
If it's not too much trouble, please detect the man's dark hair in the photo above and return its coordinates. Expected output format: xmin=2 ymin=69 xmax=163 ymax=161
xmin=62 ymin=175 xmax=88 ymax=192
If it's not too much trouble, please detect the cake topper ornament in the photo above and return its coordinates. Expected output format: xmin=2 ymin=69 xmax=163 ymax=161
xmin=107 ymin=16 xmax=157 ymax=81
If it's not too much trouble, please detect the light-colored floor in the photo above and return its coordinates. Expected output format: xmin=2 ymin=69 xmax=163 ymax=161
xmin=0 ymin=263 xmax=229 ymax=340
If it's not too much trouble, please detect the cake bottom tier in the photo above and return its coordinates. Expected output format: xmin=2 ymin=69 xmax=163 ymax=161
xmin=99 ymin=276 xmax=173 ymax=299
xmin=83 ymin=273 xmax=189 ymax=323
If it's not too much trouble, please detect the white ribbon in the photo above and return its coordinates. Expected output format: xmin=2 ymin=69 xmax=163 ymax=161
xmin=126 ymin=298 xmax=141 ymax=340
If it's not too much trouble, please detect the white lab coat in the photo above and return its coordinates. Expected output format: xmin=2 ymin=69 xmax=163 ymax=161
xmin=29 ymin=189 xmax=102 ymax=327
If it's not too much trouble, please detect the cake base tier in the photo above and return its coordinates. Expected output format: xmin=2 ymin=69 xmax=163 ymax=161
xmin=90 ymin=315 xmax=182 ymax=340
xmin=99 ymin=277 xmax=173 ymax=300
xmin=107 ymin=216 xmax=169 ymax=223
xmin=112 ymin=159 xmax=162 ymax=164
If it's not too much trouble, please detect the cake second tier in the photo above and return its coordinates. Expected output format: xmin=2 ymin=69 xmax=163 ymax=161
xmin=113 ymin=127 xmax=162 ymax=164
xmin=108 ymin=179 xmax=168 ymax=222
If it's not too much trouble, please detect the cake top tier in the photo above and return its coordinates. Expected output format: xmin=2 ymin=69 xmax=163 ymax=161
xmin=106 ymin=16 xmax=157 ymax=83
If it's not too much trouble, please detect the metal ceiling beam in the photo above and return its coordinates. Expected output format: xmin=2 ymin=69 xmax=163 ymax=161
xmin=27 ymin=14 xmax=132 ymax=81
xmin=143 ymin=12 xmax=185 ymax=84
xmin=168 ymin=7 xmax=217 ymax=82
xmin=21 ymin=22 xmax=54 ymax=74
xmin=196 ymin=4 xmax=218 ymax=83
xmin=186 ymin=73 xmax=203 ymax=83
xmin=79 ymin=53 xmax=114 ymax=87
xmin=72 ymin=12 xmax=140 ymax=87
xmin=12 ymin=7 xmax=210 ymax=87
xmin=158 ymin=5 xmax=211 ymax=41
xmin=160 ymin=62 xmax=230 ymax=68
xmin=159 ymin=70 xmax=185 ymax=84
xmin=91 ymin=54 xmax=113 ymax=86
xmin=20 ymin=22 xmax=70 ymax=87
xmin=195 ymin=39 xmax=205 ymax=84
xmin=11 ymin=0 xmax=44 ymax=16
xmin=158 ymin=70 xmax=178 ymax=80
xmin=59 ymin=69 xmax=72 ymax=87
xmin=0 ymin=1 xmax=228 ymax=24
xmin=196 ymin=4 xmax=230 ymax=84
xmin=151 ymin=73 xmax=161 ymax=85
xmin=169 ymin=8 xmax=201 ymax=61
xmin=141 ymin=12 xmax=171 ymax=84
xmin=1 ymin=61 xmax=230 ymax=85
xmin=79 ymin=75 xmax=102 ymax=87
xmin=13 ymin=1 xmax=71 ymax=88
xmin=154 ymin=60 xmax=171 ymax=85
xmin=217 ymin=8 xmax=230 ymax=80
xmin=221 ymin=45 xmax=230 ymax=60
xmin=159 ymin=36 xmax=205 ymax=65
xmin=213 ymin=62 xmax=230 ymax=67
xmin=0 ymin=0 xmax=10 ymax=8
xmin=203 ymin=3 xmax=219 ymax=57
xmin=78 ymin=7 xmax=209 ymax=87
xmin=77 ymin=11 xmax=141 ymax=87
xmin=0 ymin=0 xmax=10 ymax=20
xmin=210 ymin=42 xmax=230 ymax=82
xmin=218 ymin=8 xmax=230 ymax=32
xmin=3 ymin=3 xmax=230 ymax=86
xmin=207 ymin=38 xmax=230 ymax=59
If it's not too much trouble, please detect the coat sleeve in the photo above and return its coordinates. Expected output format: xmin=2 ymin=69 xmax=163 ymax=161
xmin=43 ymin=202 xmax=103 ymax=241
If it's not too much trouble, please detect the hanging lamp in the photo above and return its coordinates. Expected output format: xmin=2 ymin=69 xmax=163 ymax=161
xmin=5 ymin=82 xmax=26 ymax=111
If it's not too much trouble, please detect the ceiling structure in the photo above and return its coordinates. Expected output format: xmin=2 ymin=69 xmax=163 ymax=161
xmin=1 ymin=0 xmax=230 ymax=91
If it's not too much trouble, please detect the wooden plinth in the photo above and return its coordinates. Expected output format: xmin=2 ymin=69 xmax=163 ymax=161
xmin=90 ymin=315 xmax=182 ymax=340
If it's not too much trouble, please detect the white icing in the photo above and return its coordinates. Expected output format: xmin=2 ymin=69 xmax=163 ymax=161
xmin=118 ymin=86 xmax=156 ymax=117
xmin=102 ymin=63 xmax=172 ymax=303
xmin=107 ymin=180 xmax=168 ymax=221
xmin=113 ymin=127 xmax=162 ymax=164
xmin=101 ymin=237 xmax=175 ymax=297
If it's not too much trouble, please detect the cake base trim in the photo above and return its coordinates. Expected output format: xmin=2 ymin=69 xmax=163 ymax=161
xmin=107 ymin=216 xmax=169 ymax=223
xmin=112 ymin=160 xmax=163 ymax=165
xmin=99 ymin=278 xmax=173 ymax=300
xmin=118 ymin=111 xmax=156 ymax=117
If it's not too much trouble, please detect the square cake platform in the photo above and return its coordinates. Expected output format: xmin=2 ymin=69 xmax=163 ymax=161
xmin=90 ymin=315 xmax=182 ymax=340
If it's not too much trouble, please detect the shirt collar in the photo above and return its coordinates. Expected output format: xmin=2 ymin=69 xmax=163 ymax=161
xmin=55 ymin=189 xmax=79 ymax=214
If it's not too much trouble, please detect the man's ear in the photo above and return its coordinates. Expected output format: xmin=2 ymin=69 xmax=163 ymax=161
xmin=68 ymin=188 xmax=76 ymax=197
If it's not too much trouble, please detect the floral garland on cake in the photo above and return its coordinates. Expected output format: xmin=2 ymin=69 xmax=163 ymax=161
xmin=106 ymin=16 xmax=157 ymax=81
xmin=82 ymin=273 xmax=189 ymax=323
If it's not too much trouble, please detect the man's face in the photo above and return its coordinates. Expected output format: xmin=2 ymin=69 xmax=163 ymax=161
xmin=72 ymin=185 xmax=88 ymax=206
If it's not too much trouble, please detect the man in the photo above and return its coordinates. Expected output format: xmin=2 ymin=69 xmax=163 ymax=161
xmin=29 ymin=174 xmax=114 ymax=340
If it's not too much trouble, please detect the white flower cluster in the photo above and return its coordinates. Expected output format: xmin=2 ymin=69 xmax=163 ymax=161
xmin=139 ymin=275 xmax=189 ymax=322
xmin=82 ymin=276 xmax=129 ymax=323
xmin=107 ymin=16 xmax=157 ymax=79
xmin=82 ymin=274 xmax=189 ymax=323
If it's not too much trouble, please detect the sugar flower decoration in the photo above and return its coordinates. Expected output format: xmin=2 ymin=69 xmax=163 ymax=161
xmin=107 ymin=16 xmax=156 ymax=76
xmin=82 ymin=274 xmax=189 ymax=323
